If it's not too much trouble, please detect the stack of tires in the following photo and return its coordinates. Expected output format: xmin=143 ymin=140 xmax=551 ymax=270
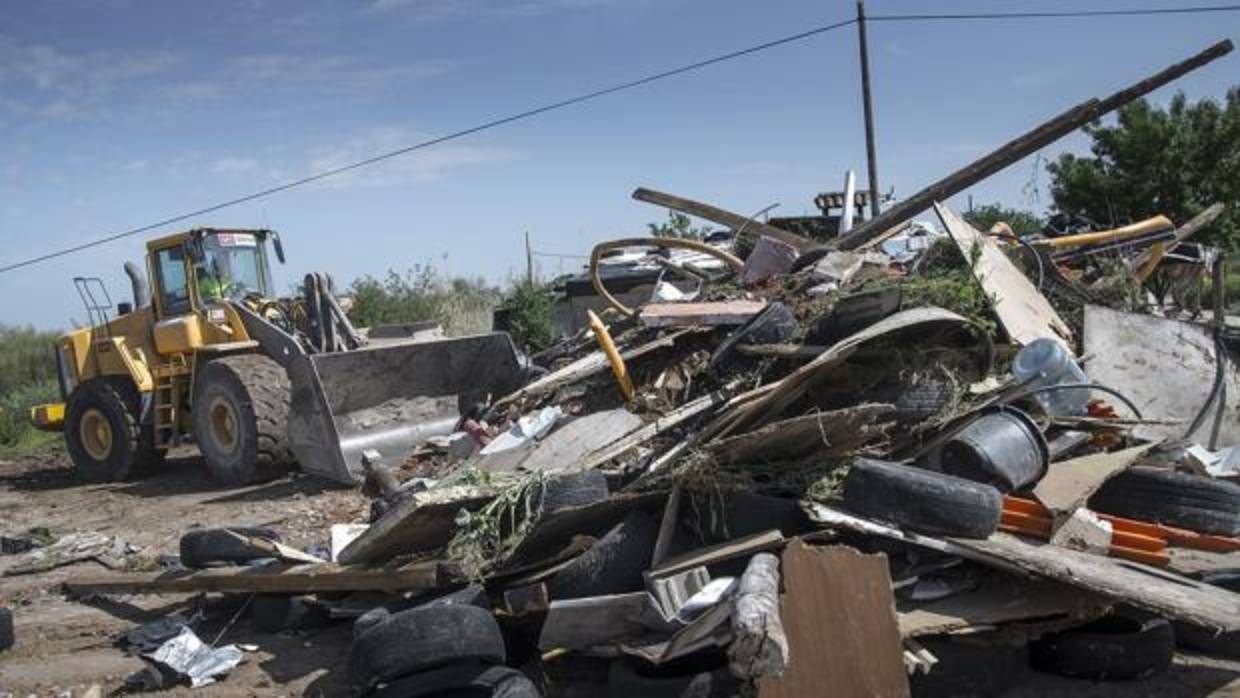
xmin=351 ymin=591 xmax=538 ymax=697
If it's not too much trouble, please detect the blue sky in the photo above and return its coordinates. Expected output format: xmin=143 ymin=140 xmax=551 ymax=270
xmin=1 ymin=0 xmax=1236 ymax=329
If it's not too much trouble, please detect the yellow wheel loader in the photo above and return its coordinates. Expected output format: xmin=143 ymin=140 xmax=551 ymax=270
xmin=32 ymin=228 xmax=527 ymax=487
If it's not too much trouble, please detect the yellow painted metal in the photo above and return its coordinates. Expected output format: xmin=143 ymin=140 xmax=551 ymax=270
xmin=586 ymin=309 xmax=635 ymax=403
xmin=153 ymin=315 xmax=205 ymax=354
xmin=29 ymin=403 xmax=65 ymax=432
xmin=1134 ymin=242 xmax=1169 ymax=283
xmin=79 ymin=407 xmax=113 ymax=460
xmin=1033 ymin=215 xmax=1174 ymax=249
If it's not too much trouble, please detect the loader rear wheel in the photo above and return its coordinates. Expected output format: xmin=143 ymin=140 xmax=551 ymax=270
xmin=193 ymin=355 xmax=292 ymax=486
xmin=65 ymin=379 xmax=148 ymax=482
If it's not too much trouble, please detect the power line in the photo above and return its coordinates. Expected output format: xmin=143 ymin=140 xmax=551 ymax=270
xmin=870 ymin=4 xmax=1240 ymax=22
xmin=0 ymin=17 xmax=857 ymax=275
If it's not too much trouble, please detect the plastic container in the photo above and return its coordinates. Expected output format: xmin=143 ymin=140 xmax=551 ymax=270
xmin=1012 ymin=338 xmax=1089 ymax=416
xmin=941 ymin=406 xmax=1049 ymax=493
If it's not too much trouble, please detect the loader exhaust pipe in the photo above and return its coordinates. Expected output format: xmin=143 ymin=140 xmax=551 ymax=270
xmin=124 ymin=261 xmax=149 ymax=308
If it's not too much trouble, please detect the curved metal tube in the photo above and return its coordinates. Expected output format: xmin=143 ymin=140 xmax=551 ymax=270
xmin=589 ymin=237 xmax=744 ymax=318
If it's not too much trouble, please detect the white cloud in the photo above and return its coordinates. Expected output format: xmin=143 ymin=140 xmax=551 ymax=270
xmin=304 ymin=124 xmax=514 ymax=189
xmin=211 ymin=157 xmax=260 ymax=174
xmin=227 ymin=53 xmax=456 ymax=94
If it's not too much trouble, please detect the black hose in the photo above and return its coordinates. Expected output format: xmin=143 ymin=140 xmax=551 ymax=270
xmin=1006 ymin=382 xmax=1143 ymax=420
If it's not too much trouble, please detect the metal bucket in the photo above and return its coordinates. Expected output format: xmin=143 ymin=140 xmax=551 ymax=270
xmin=941 ymin=406 xmax=1049 ymax=492
xmin=287 ymin=332 xmax=525 ymax=485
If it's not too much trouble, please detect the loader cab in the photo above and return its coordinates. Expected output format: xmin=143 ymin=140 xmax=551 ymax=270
xmin=148 ymin=229 xmax=283 ymax=320
xmin=146 ymin=228 xmax=284 ymax=354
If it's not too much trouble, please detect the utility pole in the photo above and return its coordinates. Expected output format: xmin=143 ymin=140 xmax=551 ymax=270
xmin=524 ymin=231 xmax=534 ymax=285
xmin=856 ymin=0 xmax=881 ymax=219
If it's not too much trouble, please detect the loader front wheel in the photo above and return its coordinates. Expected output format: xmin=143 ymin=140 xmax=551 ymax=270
xmin=65 ymin=379 xmax=143 ymax=482
xmin=193 ymin=355 xmax=292 ymax=486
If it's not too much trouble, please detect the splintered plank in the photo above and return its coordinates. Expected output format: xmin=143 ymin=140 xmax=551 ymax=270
xmin=757 ymin=541 xmax=909 ymax=698
xmin=639 ymin=301 xmax=768 ymax=328
xmin=63 ymin=560 xmax=444 ymax=596
xmin=935 ymin=202 xmax=1073 ymax=348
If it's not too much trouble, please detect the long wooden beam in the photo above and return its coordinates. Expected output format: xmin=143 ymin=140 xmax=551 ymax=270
xmin=632 ymin=187 xmax=816 ymax=250
xmin=64 ymin=560 xmax=445 ymax=596
xmin=834 ymin=39 xmax=1234 ymax=250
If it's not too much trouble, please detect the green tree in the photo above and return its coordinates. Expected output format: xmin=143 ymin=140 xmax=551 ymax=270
xmin=964 ymin=204 xmax=1044 ymax=237
xmin=648 ymin=211 xmax=710 ymax=240
xmin=1047 ymin=88 xmax=1240 ymax=250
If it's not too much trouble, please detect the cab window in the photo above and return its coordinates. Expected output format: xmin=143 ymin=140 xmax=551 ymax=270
xmin=156 ymin=246 xmax=193 ymax=316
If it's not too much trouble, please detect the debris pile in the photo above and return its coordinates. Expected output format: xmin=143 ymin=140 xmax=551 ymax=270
xmin=48 ymin=39 xmax=1240 ymax=695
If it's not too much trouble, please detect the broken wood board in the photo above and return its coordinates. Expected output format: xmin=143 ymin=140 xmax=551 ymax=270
xmin=807 ymin=503 xmax=1240 ymax=632
xmin=897 ymin=577 xmax=1108 ymax=638
xmin=935 ymin=202 xmax=1073 ymax=348
xmin=639 ymin=300 xmax=768 ymax=328
xmin=494 ymin=328 xmax=697 ymax=407
xmin=711 ymin=307 xmax=971 ymax=439
xmin=337 ymin=484 xmax=494 ymax=565
xmin=474 ymin=408 xmax=643 ymax=474
xmin=649 ymin=530 xmax=785 ymax=581
xmin=633 ymin=187 xmax=815 ymax=251
xmin=63 ymin=560 xmax=443 ymax=595
xmin=1032 ymin=442 xmax=1158 ymax=527
xmin=579 ymin=388 xmax=731 ymax=471
xmin=704 ymin=404 xmax=894 ymax=465
xmin=539 ymin=591 xmax=677 ymax=651
xmin=757 ymin=541 xmax=909 ymax=698
xmin=1083 ymin=304 xmax=1240 ymax=444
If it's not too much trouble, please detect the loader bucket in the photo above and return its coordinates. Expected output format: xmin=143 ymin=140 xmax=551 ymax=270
xmin=287 ymin=332 xmax=526 ymax=485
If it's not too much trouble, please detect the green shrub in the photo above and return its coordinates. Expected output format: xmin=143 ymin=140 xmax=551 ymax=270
xmin=347 ymin=266 xmax=501 ymax=337
xmin=502 ymin=282 xmax=558 ymax=353
xmin=0 ymin=325 xmax=59 ymax=396
xmin=0 ymin=380 xmax=59 ymax=450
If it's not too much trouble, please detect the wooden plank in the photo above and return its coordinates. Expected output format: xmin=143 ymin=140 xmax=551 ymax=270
xmin=512 ymin=408 xmax=643 ymax=474
xmin=649 ymin=530 xmax=784 ymax=580
xmin=639 ymin=300 xmax=768 ymax=328
xmin=633 ymin=187 xmax=816 ymax=251
xmin=807 ymin=503 xmax=1240 ymax=632
xmin=897 ymin=577 xmax=1108 ymax=638
xmin=63 ymin=561 xmax=442 ymax=595
xmin=1083 ymin=304 xmax=1240 ymax=444
xmin=936 ymin=203 xmax=1073 ymax=348
xmin=704 ymin=404 xmax=894 ymax=465
xmin=757 ymin=542 xmax=909 ymax=698
xmin=1032 ymin=443 xmax=1158 ymax=526
xmin=579 ymin=388 xmax=731 ymax=471
xmin=337 ymin=484 xmax=493 ymax=565
xmin=835 ymin=40 xmax=1233 ymax=250
xmin=1130 ymin=203 xmax=1225 ymax=270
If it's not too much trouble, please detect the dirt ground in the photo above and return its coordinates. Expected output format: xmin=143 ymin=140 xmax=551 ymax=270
xmin=1 ymin=447 xmax=1239 ymax=697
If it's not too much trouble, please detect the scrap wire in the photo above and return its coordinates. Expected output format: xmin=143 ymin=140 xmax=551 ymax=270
xmin=1006 ymin=382 xmax=1143 ymax=420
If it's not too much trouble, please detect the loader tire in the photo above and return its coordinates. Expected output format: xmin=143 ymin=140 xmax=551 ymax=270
xmin=65 ymin=379 xmax=156 ymax=482
xmin=193 ymin=355 xmax=293 ymax=486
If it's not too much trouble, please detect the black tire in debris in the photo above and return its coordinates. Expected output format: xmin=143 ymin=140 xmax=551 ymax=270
xmin=909 ymin=636 xmax=1028 ymax=698
xmin=607 ymin=660 xmax=740 ymax=698
xmin=0 ymin=607 xmax=13 ymax=652
xmin=249 ymin=594 xmax=331 ymax=632
xmin=1030 ymin=614 xmax=1174 ymax=680
xmin=874 ymin=378 xmax=954 ymax=425
xmin=350 ymin=604 xmax=506 ymax=688
xmin=689 ymin=492 xmax=814 ymax=543
xmin=1174 ymin=621 xmax=1240 ymax=659
xmin=192 ymin=355 xmax=293 ymax=486
xmin=710 ymin=302 xmax=800 ymax=372
xmin=179 ymin=527 xmax=282 ymax=569
xmin=537 ymin=470 xmax=610 ymax=516
xmin=1089 ymin=466 xmax=1240 ymax=536
xmin=841 ymin=458 xmax=1002 ymax=539
xmin=373 ymin=663 xmax=540 ymax=698
xmin=64 ymin=379 xmax=162 ymax=482
xmin=546 ymin=510 xmax=660 ymax=600
xmin=353 ymin=583 xmax=491 ymax=639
